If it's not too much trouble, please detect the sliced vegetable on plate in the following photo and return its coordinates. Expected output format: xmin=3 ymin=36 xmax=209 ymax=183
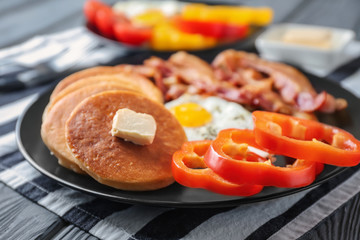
xmin=173 ymin=16 xmax=249 ymax=40
xmin=172 ymin=140 xmax=264 ymax=196
xmin=84 ymin=0 xmax=273 ymax=50
xmin=114 ymin=22 xmax=152 ymax=46
xmin=252 ymin=111 xmax=360 ymax=167
xmin=180 ymin=3 xmax=273 ymax=26
xmin=172 ymin=111 xmax=360 ymax=196
xmin=84 ymin=0 xmax=104 ymax=25
xmin=204 ymin=129 xmax=318 ymax=188
xmin=150 ymin=22 xmax=217 ymax=51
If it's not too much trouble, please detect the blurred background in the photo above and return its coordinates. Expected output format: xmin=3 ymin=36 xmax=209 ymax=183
xmin=1 ymin=0 xmax=359 ymax=49
xmin=0 ymin=0 xmax=359 ymax=90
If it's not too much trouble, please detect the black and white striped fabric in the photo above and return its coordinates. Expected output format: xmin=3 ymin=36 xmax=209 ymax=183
xmin=1 ymin=33 xmax=360 ymax=240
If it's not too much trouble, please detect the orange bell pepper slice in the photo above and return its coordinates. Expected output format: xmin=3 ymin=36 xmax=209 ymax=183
xmin=172 ymin=140 xmax=263 ymax=196
xmin=253 ymin=111 xmax=360 ymax=167
xmin=204 ymin=129 xmax=318 ymax=188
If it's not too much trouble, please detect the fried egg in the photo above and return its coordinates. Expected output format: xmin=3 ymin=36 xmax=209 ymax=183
xmin=165 ymin=94 xmax=253 ymax=141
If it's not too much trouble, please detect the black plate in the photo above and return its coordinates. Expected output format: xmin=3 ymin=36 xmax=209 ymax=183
xmin=16 ymin=75 xmax=358 ymax=208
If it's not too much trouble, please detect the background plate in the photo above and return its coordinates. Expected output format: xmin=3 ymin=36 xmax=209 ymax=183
xmin=17 ymin=74 xmax=358 ymax=208
xmin=85 ymin=0 xmax=264 ymax=54
xmin=86 ymin=22 xmax=263 ymax=54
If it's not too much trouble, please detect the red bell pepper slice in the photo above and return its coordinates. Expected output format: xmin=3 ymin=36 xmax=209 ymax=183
xmin=316 ymin=163 xmax=324 ymax=176
xmin=94 ymin=4 xmax=130 ymax=39
xmin=94 ymin=6 xmax=115 ymax=38
xmin=172 ymin=140 xmax=263 ymax=196
xmin=173 ymin=17 xmax=249 ymax=39
xmin=113 ymin=22 xmax=152 ymax=46
xmin=84 ymin=0 xmax=105 ymax=25
xmin=84 ymin=0 xmax=130 ymax=39
xmin=252 ymin=111 xmax=360 ymax=167
xmin=204 ymin=129 xmax=317 ymax=188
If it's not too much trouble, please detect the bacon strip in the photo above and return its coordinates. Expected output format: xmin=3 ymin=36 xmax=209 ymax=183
xmin=123 ymin=50 xmax=346 ymax=115
xmin=212 ymin=50 xmax=347 ymax=113
xmin=145 ymin=51 xmax=293 ymax=112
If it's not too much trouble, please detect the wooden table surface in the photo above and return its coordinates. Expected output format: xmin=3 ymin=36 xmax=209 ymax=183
xmin=1 ymin=0 xmax=360 ymax=239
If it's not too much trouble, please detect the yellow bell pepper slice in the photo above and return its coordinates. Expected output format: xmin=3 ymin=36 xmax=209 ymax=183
xmin=150 ymin=22 xmax=217 ymax=51
xmin=132 ymin=10 xmax=167 ymax=27
xmin=181 ymin=3 xmax=273 ymax=26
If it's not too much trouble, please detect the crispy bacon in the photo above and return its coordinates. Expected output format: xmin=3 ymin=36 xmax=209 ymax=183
xmin=169 ymin=51 xmax=215 ymax=78
xmin=145 ymin=52 xmax=220 ymax=98
xmin=213 ymin=49 xmax=347 ymax=113
xmin=124 ymin=50 xmax=346 ymax=115
xmin=213 ymin=50 xmax=316 ymax=101
xmin=216 ymin=80 xmax=293 ymax=114
xmin=168 ymin=51 xmax=219 ymax=91
xmin=142 ymin=57 xmax=174 ymax=94
xmin=145 ymin=52 xmax=294 ymax=112
xmin=166 ymin=84 xmax=189 ymax=101
xmin=115 ymin=63 xmax=170 ymax=94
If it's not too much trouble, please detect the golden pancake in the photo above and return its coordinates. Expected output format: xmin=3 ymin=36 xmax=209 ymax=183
xmin=65 ymin=91 xmax=187 ymax=191
xmin=43 ymin=73 xmax=163 ymax=121
xmin=42 ymin=79 xmax=140 ymax=122
xmin=52 ymin=73 xmax=163 ymax=105
xmin=41 ymin=83 xmax=138 ymax=174
xmin=50 ymin=66 xmax=126 ymax=100
xmin=44 ymin=76 xmax=137 ymax=119
xmin=51 ymin=76 xmax=137 ymax=104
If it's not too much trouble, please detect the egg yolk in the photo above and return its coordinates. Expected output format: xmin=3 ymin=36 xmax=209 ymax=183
xmin=170 ymin=102 xmax=212 ymax=127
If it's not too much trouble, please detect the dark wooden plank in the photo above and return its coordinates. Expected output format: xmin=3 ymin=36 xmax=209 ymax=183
xmin=299 ymin=193 xmax=360 ymax=240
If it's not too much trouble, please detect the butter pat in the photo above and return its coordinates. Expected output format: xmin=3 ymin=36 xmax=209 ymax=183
xmin=282 ymin=28 xmax=332 ymax=48
xmin=111 ymin=108 xmax=157 ymax=145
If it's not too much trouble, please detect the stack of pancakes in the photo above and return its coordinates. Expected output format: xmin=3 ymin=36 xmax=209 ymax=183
xmin=41 ymin=66 xmax=187 ymax=191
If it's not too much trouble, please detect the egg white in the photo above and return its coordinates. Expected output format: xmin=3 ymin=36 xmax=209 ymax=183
xmin=165 ymin=94 xmax=253 ymax=141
